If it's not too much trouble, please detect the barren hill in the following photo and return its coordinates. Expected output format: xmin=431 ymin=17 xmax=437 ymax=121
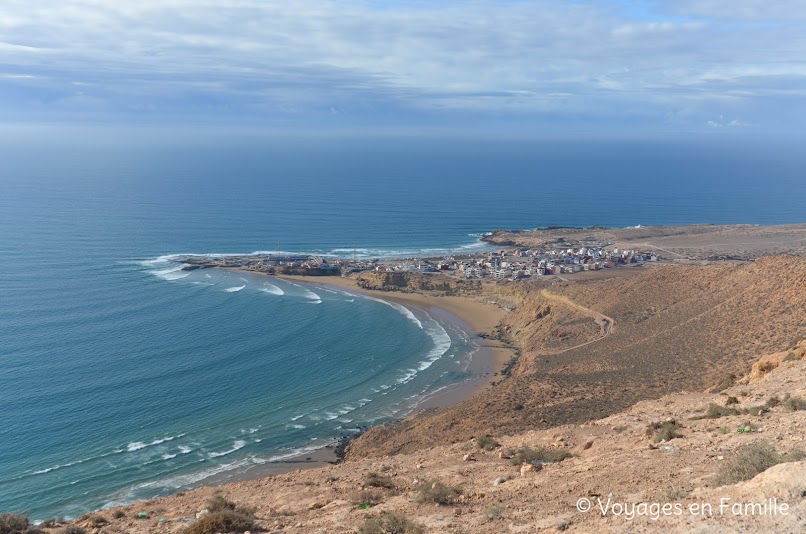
xmin=348 ymin=256 xmax=806 ymax=457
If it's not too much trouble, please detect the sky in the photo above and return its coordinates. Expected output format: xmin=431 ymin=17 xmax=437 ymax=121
xmin=1 ymin=0 xmax=805 ymax=134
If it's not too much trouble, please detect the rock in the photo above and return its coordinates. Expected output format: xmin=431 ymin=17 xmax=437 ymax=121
xmin=520 ymin=462 xmax=541 ymax=476
xmin=321 ymin=499 xmax=349 ymax=510
xmin=463 ymin=453 xmax=476 ymax=461
xmin=195 ymin=509 xmax=209 ymax=519
xmin=494 ymin=477 xmax=508 ymax=485
xmin=583 ymin=440 xmax=594 ymax=450
xmin=498 ymin=450 xmax=513 ymax=459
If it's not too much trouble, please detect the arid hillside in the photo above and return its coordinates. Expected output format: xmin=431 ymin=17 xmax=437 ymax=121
xmin=484 ymin=223 xmax=806 ymax=260
xmin=56 ymin=341 xmax=806 ymax=533
xmin=347 ymin=256 xmax=806 ymax=458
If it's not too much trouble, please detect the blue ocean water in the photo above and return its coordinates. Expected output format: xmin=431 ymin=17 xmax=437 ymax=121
xmin=1 ymin=133 xmax=804 ymax=518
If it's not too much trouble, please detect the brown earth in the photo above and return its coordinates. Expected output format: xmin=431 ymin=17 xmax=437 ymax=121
xmin=347 ymin=256 xmax=806 ymax=458
xmin=484 ymin=223 xmax=806 ymax=260
xmin=65 ymin=344 xmax=806 ymax=533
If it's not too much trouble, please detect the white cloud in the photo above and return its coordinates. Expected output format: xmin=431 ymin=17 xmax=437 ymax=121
xmin=0 ymin=0 xmax=803 ymax=129
xmin=656 ymin=0 xmax=806 ymax=20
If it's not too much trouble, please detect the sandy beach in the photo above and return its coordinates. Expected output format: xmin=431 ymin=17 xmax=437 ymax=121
xmin=197 ymin=270 xmax=512 ymax=484
xmin=275 ymin=274 xmax=513 ymax=397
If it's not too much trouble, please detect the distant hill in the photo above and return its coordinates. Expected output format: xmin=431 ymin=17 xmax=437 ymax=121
xmin=484 ymin=223 xmax=806 ymax=260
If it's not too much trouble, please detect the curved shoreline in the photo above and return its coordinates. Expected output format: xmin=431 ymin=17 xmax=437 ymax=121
xmin=283 ymin=274 xmax=512 ymax=409
xmin=270 ymin=272 xmax=513 ymax=416
xmin=183 ymin=270 xmax=512 ymax=490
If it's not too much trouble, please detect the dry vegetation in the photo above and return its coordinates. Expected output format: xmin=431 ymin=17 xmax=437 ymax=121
xmin=348 ymin=256 xmax=806 ymax=458
xmin=53 ymin=346 xmax=806 ymax=533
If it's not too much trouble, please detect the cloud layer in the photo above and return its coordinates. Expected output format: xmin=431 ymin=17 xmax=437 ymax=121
xmin=1 ymin=0 xmax=804 ymax=131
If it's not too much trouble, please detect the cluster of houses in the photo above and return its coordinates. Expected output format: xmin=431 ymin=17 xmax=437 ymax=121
xmin=211 ymin=255 xmax=342 ymax=272
xmin=372 ymin=246 xmax=659 ymax=282
xmin=460 ymin=247 xmax=659 ymax=280
xmin=190 ymin=245 xmax=660 ymax=283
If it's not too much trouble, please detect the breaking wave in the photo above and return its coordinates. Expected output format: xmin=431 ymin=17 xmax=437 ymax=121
xmin=261 ymin=283 xmax=284 ymax=296
xmin=366 ymin=297 xmax=423 ymax=329
xmin=208 ymin=440 xmax=247 ymax=458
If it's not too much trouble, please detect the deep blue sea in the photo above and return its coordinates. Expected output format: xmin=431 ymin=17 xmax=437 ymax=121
xmin=1 ymin=133 xmax=804 ymax=519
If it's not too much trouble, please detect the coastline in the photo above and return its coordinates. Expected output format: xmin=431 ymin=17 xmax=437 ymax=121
xmin=191 ymin=269 xmax=512 ymax=488
xmin=275 ymin=273 xmax=513 ymax=402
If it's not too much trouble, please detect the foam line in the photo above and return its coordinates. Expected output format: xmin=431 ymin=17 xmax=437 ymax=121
xmin=261 ymin=283 xmax=284 ymax=295
xmin=224 ymin=285 xmax=246 ymax=293
xmin=208 ymin=440 xmax=247 ymax=458
xmin=366 ymin=297 xmax=423 ymax=329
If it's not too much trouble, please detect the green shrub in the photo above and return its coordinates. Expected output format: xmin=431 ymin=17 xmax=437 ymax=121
xmin=84 ymin=516 xmax=106 ymax=528
xmin=181 ymin=511 xmax=256 ymax=534
xmin=741 ymin=405 xmax=768 ymax=416
xmin=692 ymin=403 xmax=739 ymax=419
xmin=476 ymin=435 xmax=501 ymax=451
xmin=738 ymin=420 xmax=759 ymax=433
xmin=0 ymin=514 xmax=46 ymax=534
xmin=483 ymin=505 xmax=507 ymax=521
xmin=0 ymin=513 xmax=30 ymax=534
xmin=783 ymin=394 xmax=806 ymax=411
xmin=353 ymin=489 xmax=385 ymax=508
xmin=416 ymin=480 xmax=463 ymax=505
xmin=664 ymin=485 xmax=688 ymax=501
xmin=712 ymin=441 xmax=805 ymax=486
xmin=783 ymin=352 xmax=799 ymax=362
xmin=764 ymin=396 xmax=781 ymax=409
xmin=359 ymin=513 xmax=424 ymax=534
xmin=725 ymin=396 xmax=739 ymax=406
xmin=645 ymin=420 xmax=683 ymax=443
xmin=206 ymin=494 xmax=236 ymax=513
xmin=181 ymin=495 xmax=256 ymax=534
xmin=509 ymin=446 xmax=572 ymax=465
xmin=364 ymin=472 xmax=395 ymax=489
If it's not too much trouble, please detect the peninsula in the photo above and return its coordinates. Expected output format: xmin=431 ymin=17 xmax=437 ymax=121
xmin=12 ymin=223 xmax=806 ymax=533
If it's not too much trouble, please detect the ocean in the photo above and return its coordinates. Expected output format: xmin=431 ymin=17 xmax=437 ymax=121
xmin=1 ymin=133 xmax=804 ymax=519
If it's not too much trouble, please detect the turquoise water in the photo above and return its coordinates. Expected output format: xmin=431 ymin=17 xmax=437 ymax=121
xmin=1 ymin=134 xmax=804 ymax=518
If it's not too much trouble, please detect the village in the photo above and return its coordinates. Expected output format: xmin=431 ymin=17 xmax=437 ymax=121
xmin=182 ymin=243 xmax=661 ymax=283
xmin=369 ymin=245 xmax=660 ymax=281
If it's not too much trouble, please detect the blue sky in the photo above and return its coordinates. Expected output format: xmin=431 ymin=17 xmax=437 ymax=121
xmin=1 ymin=0 xmax=805 ymax=134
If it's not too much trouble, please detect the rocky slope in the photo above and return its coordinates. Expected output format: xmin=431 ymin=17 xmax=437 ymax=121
xmin=347 ymin=256 xmax=806 ymax=458
xmin=64 ymin=344 xmax=805 ymax=533
xmin=353 ymin=272 xmax=482 ymax=296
